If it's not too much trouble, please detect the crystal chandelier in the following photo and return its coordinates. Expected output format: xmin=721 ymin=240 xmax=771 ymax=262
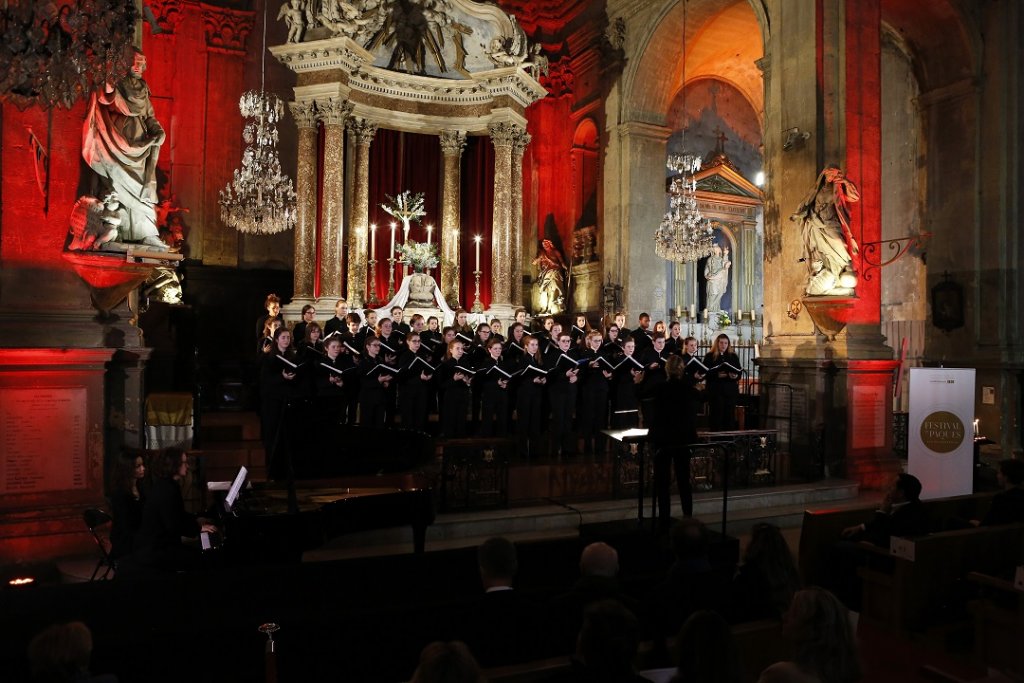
xmin=654 ymin=153 xmax=713 ymax=263
xmin=219 ymin=90 xmax=296 ymax=234
xmin=218 ymin=1 xmax=295 ymax=235
xmin=0 ymin=0 xmax=137 ymax=110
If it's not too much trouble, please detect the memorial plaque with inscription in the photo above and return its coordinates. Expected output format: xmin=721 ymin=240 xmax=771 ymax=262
xmin=851 ymin=385 xmax=887 ymax=450
xmin=0 ymin=387 xmax=88 ymax=495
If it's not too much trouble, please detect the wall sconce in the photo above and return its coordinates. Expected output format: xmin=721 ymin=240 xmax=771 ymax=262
xmin=782 ymin=127 xmax=811 ymax=152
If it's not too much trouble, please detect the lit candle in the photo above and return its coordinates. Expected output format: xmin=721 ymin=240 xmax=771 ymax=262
xmin=689 ymin=304 xmax=696 ymax=319
xmin=370 ymin=223 xmax=376 ymax=259
xmin=736 ymin=309 xmax=742 ymax=322
xmin=474 ymin=234 xmax=482 ymax=272
xmin=389 ymin=222 xmax=397 ymax=260
xmin=702 ymin=308 xmax=708 ymax=321
xmin=973 ymin=419 xmax=980 ymax=437
xmin=426 ymin=224 xmax=433 ymax=246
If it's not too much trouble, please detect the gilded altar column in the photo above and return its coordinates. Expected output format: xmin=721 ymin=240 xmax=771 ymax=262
xmin=489 ymin=122 xmax=520 ymax=308
xmin=510 ymin=129 xmax=531 ymax=308
xmin=289 ymin=101 xmax=318 ymax=300
xmin=439 ymin=130 xmax=467 ymax=308
xmin=316 ymin=98 xmax=352 ymax=300
xmin=346 ymin=117 xmax=378 ymax=309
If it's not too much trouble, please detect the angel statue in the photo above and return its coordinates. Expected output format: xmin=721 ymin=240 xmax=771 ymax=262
xmin=791 ymin=166 xmax=861 ymax=296
xmin=277 ymin=0 xmax=306 ymax=43
xmin=533 ymin=239 xmax=568 ymax=315
xmin=484 ymin=15 xmax=529 ymax=67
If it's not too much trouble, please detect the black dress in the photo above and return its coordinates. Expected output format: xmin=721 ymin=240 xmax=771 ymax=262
xmin=358 ymin=354 xmax=394 ymax=428
xmin=703 ymin=350 xmax=741 ymax=430
xmin=133 ymin=477 xmax=201 ymax=573
xmin=547 ymin=351 xmax=581 ymax=455
xmin=397 ymin=349 xmax=433 ymax=432
xmin=577 ymin=349 xmax=611 ymax=455
xmin=649 ymin=376 xmax=700 ymax=520
xmin=477 ymin=357 xmax=512 ymax=437
xmin=437 ymin=357 xmax=473 ymax=437
xmin=109 ymin=490 xmax=143 ymax=560
xmin=515 ymin=355 xmax=548 ymax=457
xmin=260 ymin=351 xmax=301 ymax=476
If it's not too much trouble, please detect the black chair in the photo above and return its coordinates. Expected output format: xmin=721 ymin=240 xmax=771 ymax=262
xmin=83 ymin=508 xmax=114 ymax=581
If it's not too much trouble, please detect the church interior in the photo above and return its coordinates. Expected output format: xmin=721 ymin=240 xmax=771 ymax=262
xmin=1 ymin=0 xmax=1023 ymax=681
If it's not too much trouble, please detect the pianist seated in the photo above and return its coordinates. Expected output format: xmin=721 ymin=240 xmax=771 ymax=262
xmin=130 ymin=448 xmax=217 ymax=575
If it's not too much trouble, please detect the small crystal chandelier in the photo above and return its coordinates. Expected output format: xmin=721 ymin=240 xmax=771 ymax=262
xmin=653 ymin=0 xmax=711 ymax=264
xmin=218 ymin=2 xmax=295 ymax=235
xmin=654 ymin=153 xmax=713 ymax=263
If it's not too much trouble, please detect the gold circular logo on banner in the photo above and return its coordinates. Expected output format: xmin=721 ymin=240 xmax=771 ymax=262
xmin=920 ymin=411 xmax=965 ymax=454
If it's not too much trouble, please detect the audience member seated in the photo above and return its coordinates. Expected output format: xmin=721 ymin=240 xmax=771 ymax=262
xmin=548 ymin=600 xmax=650 ymax=683
xmin=729 ymin=523 xmax=801 ymax=624
xmin=130 ymin=448 xmax=216 ymax=575
xmin=840 ymin=473 xmax=930 ymax=546
xmin=550 ymin=542 xmax=643 ymax=653
xmin=457 ymin=537 xmax=546 ymax=668
xmin=107 ymin=452 xmax=146 ymax=561
xmin=27 ymin=621 xmax=117 ymax=683
xmin=410 ymin=641 xmax=484 ymax=683
xmin=646 ymin=519 xmax=731 ymax=647
xmin=972 ymin=458 xmax=1024 ymax=527
xmin=669 ymin=610 xmax=745 ymax=683
xmin=757 ymin=587 xmax=861 ymax=683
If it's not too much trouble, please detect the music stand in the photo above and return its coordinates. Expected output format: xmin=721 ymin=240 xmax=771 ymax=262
xmin=602 ymin=427 xmax=650 ymax=524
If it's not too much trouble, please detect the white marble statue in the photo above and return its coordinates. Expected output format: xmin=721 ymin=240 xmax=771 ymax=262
xmin=525 ymin=43 xmax=549 ymax=80
xmin=81 ymin=49 xmax=167 ymax=250
xmin=278 ymin=0 xmax=306 ymax=42
xmin=791 ymin=166 xmax=861 ymax=296
xmin=704 ymin=243 xmax=731 ymax=312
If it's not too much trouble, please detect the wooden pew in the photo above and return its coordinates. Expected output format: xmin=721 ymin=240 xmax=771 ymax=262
xmin=798 ymin=492 xmax=997 ymax=588
xmin=857 ymin=523 xmax=1024 ymax=632
xmin=967 ymin=567 xmax=1024 ymax=678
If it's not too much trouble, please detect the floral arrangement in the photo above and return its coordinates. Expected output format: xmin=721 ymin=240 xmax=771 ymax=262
xmin=381 ymin=190 xmax=426 ymax=224
xmin=397 ymin=240 xmax=439 ymax=271
xmin=716 ymin=311 xmax=733 ymax=327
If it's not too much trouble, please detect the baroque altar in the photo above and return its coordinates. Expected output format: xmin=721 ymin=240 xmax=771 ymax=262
xmin=269 ymin=0 xmax=546 ymax=324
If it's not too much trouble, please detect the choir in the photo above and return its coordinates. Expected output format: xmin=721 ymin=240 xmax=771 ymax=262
xmin=253 ymin=299 xmax=746 ymax=465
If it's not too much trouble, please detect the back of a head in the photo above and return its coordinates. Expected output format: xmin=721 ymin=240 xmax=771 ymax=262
xmin=411 ymin=641 xmax=483 ymax=683
xmin=744 ymin=523 xmax=801 ymax=612
xmin=577 ymin=600 xmax=640 ymax=680
xmin=671 ymin=518 xmax=709 ymax=561
xmin=580 ymin=542 xmax=619 ymax=578
xmin=673 ymin=611 xmax=744 ymax=683
xmin=786 ymin=588 xmax=861 ymax=683
xmin=896 ymin=473 xmax=923 ymax=502
xmin=28 ymin=621 xmax=93 ymax=682
xmin=477 ymin=536 xmax=517 ymax=583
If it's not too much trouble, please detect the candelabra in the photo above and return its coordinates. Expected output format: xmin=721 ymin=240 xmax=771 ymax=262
xmin=366 ymin=257 xmax=377 ymax=305
xmin=685 ymin=310 xmax=695 ymax=337
xmin=386 ymin=256 xmax=397 ymax=300
xmin=471 ymin=270 xmax=485 ymax=313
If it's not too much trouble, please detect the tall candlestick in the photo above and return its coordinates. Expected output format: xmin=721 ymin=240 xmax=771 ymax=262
xmin=426 ymin=224 xmax=433 ymax=246
xmin=474 ymin=234 xmax=482 ymax=272
xmin=389 ymin=222 xmax=396 ymax=260
xmin=370 ymin=223 xmax=377 ymax=260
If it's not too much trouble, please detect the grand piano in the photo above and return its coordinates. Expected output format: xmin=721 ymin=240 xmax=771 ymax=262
xmin=220 ymin=419 xmax=436 ymax=564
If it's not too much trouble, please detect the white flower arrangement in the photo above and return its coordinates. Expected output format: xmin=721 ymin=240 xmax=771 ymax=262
xmin=717 ymin=311 xmax=733 ymax=327
xmin=397 ymin=240 xmax=440 ymax=271
xmin=381 ymin=191 xmax=426 ymax=224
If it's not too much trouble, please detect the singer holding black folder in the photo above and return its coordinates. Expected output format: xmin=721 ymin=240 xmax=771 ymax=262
xmin=704 ymin=333 xmax=742 ymax=430
xmin=358 ymin=337 xmax=395 ymax=428
xmin=478 ymin=338 xmax=511 ymax=436
xmin=578 ymin=331 xmax=613 ymax=455
xmin=548 ymin=333 xmax=582 ymax=456
xmin=260 ymin=327 xmax=299 ymax=475
xmin=397 ymin=333 xmax=434 ymax=432
xmin=438 ymin=339 xmax=474 ymax=437
xmin=515 ymin=335 xmax=548 ymax=458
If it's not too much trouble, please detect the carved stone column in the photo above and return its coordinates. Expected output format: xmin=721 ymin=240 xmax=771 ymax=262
xmin=289 ymin=101 xmax=318 ymax=300
xmin=439 ymin=130 xmax=467 ymax=307
xmin=316 ymin=98 xmax=352 ymax=300
xmin=346 ymin=117 xmax=378 ymax=309
xmin=510 ymin=129 xmax=531 ymax=307
xmin=489 ymin=122 xmax=520 ymax=308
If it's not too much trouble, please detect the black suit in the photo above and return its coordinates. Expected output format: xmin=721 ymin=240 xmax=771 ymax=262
xmin=981 ymin=487 xmax=1024 ymax=526
xmin=458 ymin=589 xmax=548 ymax=667
xmin=860 ymin=499 xmax=932 ymax=546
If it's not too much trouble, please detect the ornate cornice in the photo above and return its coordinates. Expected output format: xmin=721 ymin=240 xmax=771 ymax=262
xmin=289 ymin=101 xmax=318 ymax=129
xmin=200 ymin=3 xmax=254 ymax=53
xmin=315 ymin=98 xmax=354 ymax=126
xmin=439 ymin=130 xmax=468 ymax=156
xmin=346 ymin=117 xmax=379 ymax=145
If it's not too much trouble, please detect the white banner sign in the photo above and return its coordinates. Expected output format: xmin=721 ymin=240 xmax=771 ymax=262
xmin=908 ymin=367 xmax=975 ymax=499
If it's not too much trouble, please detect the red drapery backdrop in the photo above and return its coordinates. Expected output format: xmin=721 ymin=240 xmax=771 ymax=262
xmin=460 ymin=136 xmax=495 ymax=310
xmin=366 ymin=129 xmax=442 ymax=305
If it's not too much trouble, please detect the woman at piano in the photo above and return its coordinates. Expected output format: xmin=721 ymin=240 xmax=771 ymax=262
xmin=437 ymin=339 xmax=474 ymax=437
xmin=477 ymin=337 xmax=511 ymax=437
xmin=108 ymin=452 xmax=146 ymax=561
xmin=260 ymin=327 xmax=300 ymax=476
xmin=514 ymin=335 xmax=548 ymax=458
xmin=703 ymin=333 xmax=742 ymax=431
xmin=397 ymin=333 xmax=433 ymax=432
xmin=358 ymin=336 xmax=394 ymax=428
xmin=578 ymin=330 xmax=613 ymax=455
